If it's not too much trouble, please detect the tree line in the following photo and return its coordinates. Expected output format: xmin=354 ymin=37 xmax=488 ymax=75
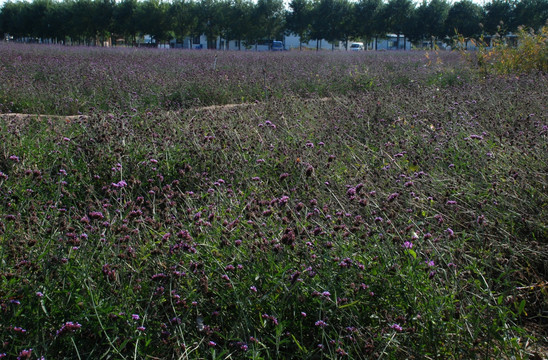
xmin=0 ymin=0 xmax=547 ymax=49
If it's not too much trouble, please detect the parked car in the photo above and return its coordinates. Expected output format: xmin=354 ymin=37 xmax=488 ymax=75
xmin=271 ymin=41 xmax=284 ymax=51
xmin=350 ymin=42 xmax=364 ymax=51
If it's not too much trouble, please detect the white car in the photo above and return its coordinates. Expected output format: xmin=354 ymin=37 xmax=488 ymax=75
xmin=350 ymin=42 xmax=364 ymax=51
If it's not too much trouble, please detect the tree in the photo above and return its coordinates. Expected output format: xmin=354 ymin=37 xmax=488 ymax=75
xmin=136 ymin=0 xmax=172 ymax=45
xmin=309 ymin=0 xmax=334 ymax=49
xmin=171 ymin=0 xmax=198 ymax=46
xmin=380 ymin=0 xmax=415 ymax=49
xmin=227 ymin=0 xmax=254 ymax=50
xmin=45 ymin=1 xmax=71 ymax=43
xmin=286 ymin=0 xmax=312 ymax=49
xmin=68 ymin=0 xmax=97 ymax=44
xmin=483 ymin=0 xmax=514 ymax=35
xmin=216 ymin=0 xmax=235 ymax=49
xmin=193 ymin=0 xmax=222 ymax=49
xmin=332 ymin=0 xmax=355 ymax=49
xmin=0 ymin=1 xmax=33 ymax=39
xmin=513 ymin=0 xmax=548 ymax=31
xmin=355 ymin=0 xmax=383 ymax=49
xmin=445 ymin=0 xmax=484 ymax=47
xmin=114 ymin=0 xmax=139 ymax=45
xmin=254 ymin=0 xmax=285 ymax=45
xmin=93 ymin=0 xmax=115 ymax=45
xmin=411 ymin=0 xmax=450 ymax=48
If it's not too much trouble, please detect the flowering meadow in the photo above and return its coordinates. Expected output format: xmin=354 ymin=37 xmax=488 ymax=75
xmin=0 ymin=43 xmax=547 ymax=359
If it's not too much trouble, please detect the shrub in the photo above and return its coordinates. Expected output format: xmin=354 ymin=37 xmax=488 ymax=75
xmin=474 ymin=26 xmax=548 ymax=74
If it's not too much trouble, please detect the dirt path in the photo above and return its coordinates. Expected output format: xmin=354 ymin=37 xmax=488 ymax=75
xmin=0 ymin=98 xmax=335 ymax=121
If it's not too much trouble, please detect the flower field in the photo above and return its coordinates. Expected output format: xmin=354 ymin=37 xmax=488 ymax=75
xmin=0 ymin=43 xmax=547 ymax=359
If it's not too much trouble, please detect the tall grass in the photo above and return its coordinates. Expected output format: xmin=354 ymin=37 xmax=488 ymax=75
xmin=0 ymin=45 xmax=546 ymax=359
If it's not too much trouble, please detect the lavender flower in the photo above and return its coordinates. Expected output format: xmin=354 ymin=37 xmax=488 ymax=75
xmin=56 ymin=322 xmax=82 ymax=336
xmin=315 ymin=320 xmax=328 ymax=328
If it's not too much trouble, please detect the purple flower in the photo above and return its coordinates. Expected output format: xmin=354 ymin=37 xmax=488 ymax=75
xmin=132 ymin=314 xmax=140 ymax=320
xmin=151 ymin=273 xmax=167 ymax=280
xmin=89 ymin=211 xmax=104 ymax=219
xmin=390 ymin=323 xmax=403 ymax=332
xmin=111 ymin=180 xmax=127 ymax=188
xmin=56 ymin=322 xmax=81 ymax=336
xmin=315 ymin=320 xmax=328 ymax=328
xmin=17 ymin=348 xmax=32 ymax=359
xmin=346 ymin=187 xmax=356 ymax=197
xmin=278 ymin=195 xmax=289 ymax=205
xmin=137 ymin=326 xmax=146 ymax=332
xmin=403 ymin=241 xmax=413 ymax=249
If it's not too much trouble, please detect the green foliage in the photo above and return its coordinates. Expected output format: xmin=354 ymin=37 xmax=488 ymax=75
xmin=474 ymin=26 xmax=548 ymax=74
xmin=0 ymin=48 xmax=546 ymax=359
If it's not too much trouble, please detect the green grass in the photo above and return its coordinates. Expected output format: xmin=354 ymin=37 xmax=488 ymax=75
xmin=0 ymin=46 xmax=547 ymax=359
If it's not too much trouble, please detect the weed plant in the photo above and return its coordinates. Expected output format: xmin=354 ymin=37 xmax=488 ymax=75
xmin=1 ymin=44 xmax=467 ymax=115
xmin=464 ymin=25 xmax=548 ymax=75
xmin=0 ymin=45 xmax=547 ymax=359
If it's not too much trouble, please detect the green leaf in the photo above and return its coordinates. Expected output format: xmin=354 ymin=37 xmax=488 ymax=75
xmin=517 ymin=299 xmax=526 ymax=316
xmin=339 ymin=300 xmax=360 ymax=309
xmin=291 ymin=334 xmax=307 ymax=354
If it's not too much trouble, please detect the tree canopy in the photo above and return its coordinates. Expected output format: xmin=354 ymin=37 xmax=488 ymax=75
xmin=0 ymin=0 xmax=546 ymax=47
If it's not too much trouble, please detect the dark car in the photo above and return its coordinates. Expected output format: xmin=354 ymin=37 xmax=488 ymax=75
xmin=271 ymin=41 xmax=284 ymax=51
